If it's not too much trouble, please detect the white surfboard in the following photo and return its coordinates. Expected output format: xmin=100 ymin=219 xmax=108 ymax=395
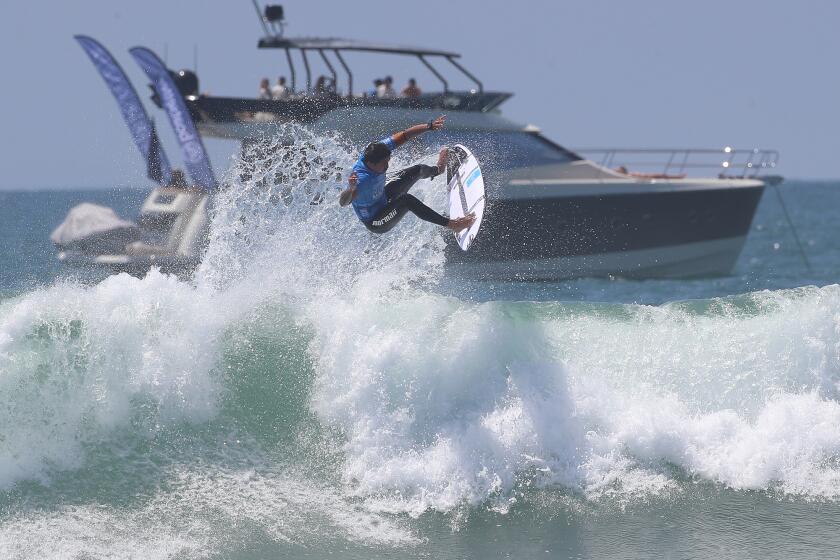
xmin=447 ymin=144 xmax=485 ymax=251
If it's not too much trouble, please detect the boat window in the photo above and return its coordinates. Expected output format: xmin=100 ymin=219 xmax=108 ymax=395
xmin=138 ymin=212 xmax=178 ymax=235
xmin=420 ymin=131 xmax=580 ymax=171
xmin=154 ymin=193 xmax=177 ymax=205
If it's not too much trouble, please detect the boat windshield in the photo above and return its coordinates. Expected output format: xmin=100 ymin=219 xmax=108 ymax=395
xmin=418 ymin=131 xmax=579 ymax=172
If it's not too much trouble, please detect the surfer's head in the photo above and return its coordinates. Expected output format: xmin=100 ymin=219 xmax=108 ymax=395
xmin=363 ymin=142 xmax=391 ymax=173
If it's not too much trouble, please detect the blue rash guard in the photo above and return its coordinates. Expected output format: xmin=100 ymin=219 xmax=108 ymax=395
xmin=350 ymin=136 xmax=398 ymax=223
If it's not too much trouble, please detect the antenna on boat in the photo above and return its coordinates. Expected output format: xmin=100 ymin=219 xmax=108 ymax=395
xmin=252 ymin=1 xmax=286 ymax=38
xmin=252 ymin=0 xmax=270 ymax=37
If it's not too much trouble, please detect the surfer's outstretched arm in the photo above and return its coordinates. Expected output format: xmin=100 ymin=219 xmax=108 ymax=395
xmin=390 ymin=115 xmax=446 ymax=147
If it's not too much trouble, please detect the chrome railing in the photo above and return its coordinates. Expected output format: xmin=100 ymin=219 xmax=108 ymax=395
xmin=574 ymin=147 xmax=779 ymax=178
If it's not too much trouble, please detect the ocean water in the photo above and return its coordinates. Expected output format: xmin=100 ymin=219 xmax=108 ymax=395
xmin=2 ymin=128 xmax=840 ymax=559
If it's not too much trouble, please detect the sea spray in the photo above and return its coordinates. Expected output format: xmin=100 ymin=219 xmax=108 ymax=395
xmin=196 ymin=122 xmax=448 ymax=295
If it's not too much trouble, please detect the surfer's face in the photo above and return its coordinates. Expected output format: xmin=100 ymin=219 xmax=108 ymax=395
xmin=369 ymin=156 xmax=389 ymax=174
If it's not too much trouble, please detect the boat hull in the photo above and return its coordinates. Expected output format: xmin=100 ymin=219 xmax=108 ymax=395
xmin=445 ymin=180 xmax=764 ymax=279
xmin=447 ymin=236 xmax=749 ymax=280
xmin=191 ymin=102 xmax=769 ymax=280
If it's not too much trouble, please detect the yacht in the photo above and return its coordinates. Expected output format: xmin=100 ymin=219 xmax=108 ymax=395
xmin=173 ymin=3 xmax=778 ymax=279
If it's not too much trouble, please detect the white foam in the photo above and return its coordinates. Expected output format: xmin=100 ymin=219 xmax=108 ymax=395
xmin=0 ymin=270 xmax=235 ymax=487
xmin=0 ymin=467 xmax=418 ymax=559
xmin=310 ymin=296 xmax=586 ymax=513
xmin=308 ymin=285 xmax=840 ymax=512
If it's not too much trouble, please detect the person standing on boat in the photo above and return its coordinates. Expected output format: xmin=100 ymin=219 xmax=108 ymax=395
xmin=338 ymin=115 xmax=475 ymax=234
xmin=377 ymin=76 xmax=396 ymax=98
xmin=271 ymin=76 xmax=289 ymax=100
xmin=258 ymin=78 xmax=272 ymax=99
xmin=401 ymin=78 xmax=422 ymax=98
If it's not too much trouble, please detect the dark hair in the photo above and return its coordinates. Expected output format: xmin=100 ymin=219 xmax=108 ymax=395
xmin=374 ymin=79 xmax=383 ymax=86
xmin=363 ymin=142 xmax=391 ymax=165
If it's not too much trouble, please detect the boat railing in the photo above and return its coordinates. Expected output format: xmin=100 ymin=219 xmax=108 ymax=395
xmin=575 ymin=147 xmax=779 ymax=178
xmin=190 ymin=90 xmax=512 ymax=125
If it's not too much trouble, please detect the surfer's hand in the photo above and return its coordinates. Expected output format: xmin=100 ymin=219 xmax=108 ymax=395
xmin=436 ymin=148 xmax=449 ymax=175
xmin=447 ymin=213 xmax=476 ymax=232
xmin=430 ymin=115 xmax=446 ymax=131
xmin=339 ymin=187 xmax=356 ymax=207
xmin=339 ymin=174 xmax=357 ymax=206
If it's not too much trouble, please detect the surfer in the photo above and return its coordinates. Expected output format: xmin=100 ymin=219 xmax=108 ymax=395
xmin=338 ymin=115 xmax=476 ymax=234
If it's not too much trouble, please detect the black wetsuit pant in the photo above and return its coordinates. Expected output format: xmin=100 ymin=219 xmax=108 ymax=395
xmin=363 ymin=164 xmax=449 ymax=234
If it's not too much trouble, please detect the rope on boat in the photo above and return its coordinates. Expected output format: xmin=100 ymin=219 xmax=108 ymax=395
xmin=772 ymin=182 xmax=812 ymax=272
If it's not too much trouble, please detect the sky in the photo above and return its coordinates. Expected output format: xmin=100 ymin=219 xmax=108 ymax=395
xmin=1 ymin=0 xmax=839 ymax=190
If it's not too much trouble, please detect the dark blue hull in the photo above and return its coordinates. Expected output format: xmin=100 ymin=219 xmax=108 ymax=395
xmin=445 ymin=182 xmax=765 ymax=279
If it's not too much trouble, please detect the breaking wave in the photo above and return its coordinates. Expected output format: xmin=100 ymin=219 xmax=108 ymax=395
xmin=2 ymin=125 xmax=840 ymax=554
